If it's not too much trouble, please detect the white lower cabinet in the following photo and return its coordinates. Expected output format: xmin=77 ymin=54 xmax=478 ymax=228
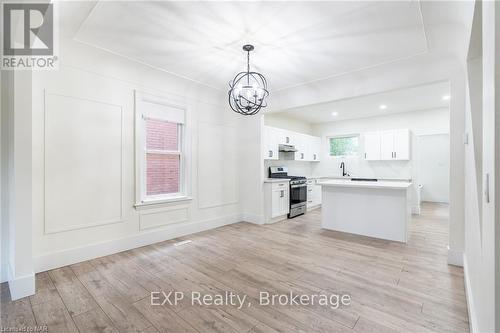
xmin=272 ymin=187 xmax=289 ymax=217
xmin=306 ymin=178 xmax=322 ymax=209
xmin=264 ymin=181 xmax=289 ymax=222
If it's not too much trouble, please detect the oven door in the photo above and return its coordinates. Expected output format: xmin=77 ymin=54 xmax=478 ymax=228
xmin=290 ymin=184 xmax=307 ymax=208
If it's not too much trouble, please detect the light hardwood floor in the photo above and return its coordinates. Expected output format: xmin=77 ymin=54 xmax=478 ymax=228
xmin=1 ymin=203 xmax=468 ymax=333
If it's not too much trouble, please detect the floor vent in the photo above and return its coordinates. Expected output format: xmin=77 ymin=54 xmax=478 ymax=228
xmin=174 ymin=240 xmax=192 ymax=247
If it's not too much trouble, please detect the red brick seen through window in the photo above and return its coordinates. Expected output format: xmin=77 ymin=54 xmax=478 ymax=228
xmin=145 ymin=118 xmax=180 ymax=195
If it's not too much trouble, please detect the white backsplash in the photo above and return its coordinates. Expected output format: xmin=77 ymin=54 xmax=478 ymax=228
xmin=265 ymin=159 xmax=313 ymax=177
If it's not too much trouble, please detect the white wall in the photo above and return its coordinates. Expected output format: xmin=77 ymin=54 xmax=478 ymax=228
xmin=264 ymin=113 xmax=313 ymax=134
xmin=462 ymin=1 xmax=498 ymax=332
xmin=239 ymin=115 xmax=265 ymax=224
xmin=1 ymin=71 xmax=12 ymax=284
xmin=31 ymin=37 xmax=244 ymax=273
xmin=311 ymin=108 xmax=449 ymax=174
xmin=0 ymin=69 xmax=36 ymax=299
xmin=416 ymin=134 xmax=450 ymax=203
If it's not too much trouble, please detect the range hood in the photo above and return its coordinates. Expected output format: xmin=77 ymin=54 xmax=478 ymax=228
xmin=278 ymin=144 xmax=297 ymax=152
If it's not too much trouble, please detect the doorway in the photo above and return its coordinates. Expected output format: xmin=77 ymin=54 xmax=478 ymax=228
xmin=416 ymin=133 xmax=450 ymax=203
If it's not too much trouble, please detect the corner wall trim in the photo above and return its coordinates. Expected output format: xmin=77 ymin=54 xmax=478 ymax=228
xmin=463 ymin=254 xmax=478 ymax=333
xmin=34 ymin=214 xmax=242 ymax=273
xmin=8 ymin=271 xmax=35 ymax=301
xmin=1 ymin=264 xmax=9 ymax=284
xmin=241 ymin=213 xmax=263 ymax=225
xmin=447 ymin=247 xmax=464 ymax=266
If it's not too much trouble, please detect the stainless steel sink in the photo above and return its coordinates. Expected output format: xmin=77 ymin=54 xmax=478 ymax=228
xmin=351 ymin=178 xmax=378 ymax=182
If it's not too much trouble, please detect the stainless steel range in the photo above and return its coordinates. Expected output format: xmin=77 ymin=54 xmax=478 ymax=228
xmin=268 ymin=166 xmax=307 ymax=218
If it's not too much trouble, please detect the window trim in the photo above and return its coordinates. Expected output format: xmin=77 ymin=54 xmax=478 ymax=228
xmin=327 ymin=134 xmax=360 ymax=157
xmin=135 ymin=91 xmax=189 ymax=207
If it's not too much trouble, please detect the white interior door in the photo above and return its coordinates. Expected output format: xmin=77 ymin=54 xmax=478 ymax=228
xmin=417 ymin=134 xmax=450 ymax=203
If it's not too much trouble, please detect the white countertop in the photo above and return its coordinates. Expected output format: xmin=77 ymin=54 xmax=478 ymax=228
xmin=317 ymin=179 xmax=412 ymax=189
xmin=309 ymin=176 xmax=412 ymax=182
xmin=263 ymin=178 xmax=291 ymax=183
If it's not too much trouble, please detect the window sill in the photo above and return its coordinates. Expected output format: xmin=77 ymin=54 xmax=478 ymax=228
xmin=134 ymin=196 xmax=192 ymax=210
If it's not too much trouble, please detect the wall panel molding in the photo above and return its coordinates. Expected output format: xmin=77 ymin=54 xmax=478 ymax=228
xmin=139 ymin=205 xmax=189 ymax=230
xmin=43 ymin=91 xmax=125 ymax=234
xmin=197 ymin=120 xmax=239 ymax=209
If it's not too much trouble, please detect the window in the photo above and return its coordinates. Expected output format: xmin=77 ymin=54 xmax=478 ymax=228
xmin=329 ymin=135 xmax=359 ymax=157
xmin=145 ymin=118 xmax=181 ymax=196
xmin=136 ymin=93 xmax=187 ymax=204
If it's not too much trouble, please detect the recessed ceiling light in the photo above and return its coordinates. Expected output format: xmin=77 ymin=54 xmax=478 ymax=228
xmin=379 ymin=104 xmax=387 ymax=110
xmin=331 ymin=111 xmax=338 ymax=116
xmin=442 ymin=95 xmax=451 ymax=101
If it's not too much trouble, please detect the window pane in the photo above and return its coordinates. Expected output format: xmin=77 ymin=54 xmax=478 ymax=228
xmin=146 ymin=153 xmax=180 ymax=195
xmin=146 ymin=118 xmax=178 ymax=151
xmin=329 ymin=136 xmax=359 ymax=156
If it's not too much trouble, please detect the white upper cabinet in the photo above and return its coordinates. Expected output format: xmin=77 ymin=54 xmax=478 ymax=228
xmin=263 ymin=126 xmax=321 ymax=162
xmin=380 ymin=131 xmax=395 ymax=160
xmin=275 ymin=128 xmax=295 ymax=146
xmin=364 ymin=132 xmax=381 ymax=160
xmin=392 ymin=129 xmax=410 ymax=160
xmin=294 ymin=133 xmax=306 ymax=161
xmin=263 ymin=126 xmax=278 ymax=160
xmin=364 ymin=129 xmax=410 ymax=161
xmin=310 ymin=136 xmax=321 ymax=161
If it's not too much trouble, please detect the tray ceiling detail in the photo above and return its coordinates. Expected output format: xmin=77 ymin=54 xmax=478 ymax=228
xmin=75 ymin=1 xmax=428 ymax=91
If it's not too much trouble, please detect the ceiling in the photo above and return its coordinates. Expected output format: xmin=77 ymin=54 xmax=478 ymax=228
xmin=72 ymin=1 xmax=428 ymax=91
xmin=273 ymin=81 xmax=450 ymax=123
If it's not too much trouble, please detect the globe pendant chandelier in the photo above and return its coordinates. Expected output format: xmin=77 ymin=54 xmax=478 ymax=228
xmin=228 ymin=44 xmax=269 ymax=115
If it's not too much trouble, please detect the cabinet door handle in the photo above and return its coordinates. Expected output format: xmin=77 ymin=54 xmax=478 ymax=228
xmin=286 ymin=137 xmax=289 ymax=143
xmin=314 ymin=154 xmax=316 ymax=160
xmin=269 ymin=150 xmax=273 ymax=157
xmin=394 ymin=152 xmax=397 ymax=158
xmin=301 ymin=153 xmax=304 ymax=159
xmin=280 ymin=190 xmax=284 ymax=198
xmin=365 ymin=153 xmax=367 ymax=159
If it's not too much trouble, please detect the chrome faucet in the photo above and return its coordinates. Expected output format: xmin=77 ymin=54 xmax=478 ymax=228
xmin=340 ymin=162 xmax=350 ymax=177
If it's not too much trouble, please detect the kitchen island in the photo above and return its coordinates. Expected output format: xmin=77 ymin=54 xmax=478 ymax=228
xmin=317 ymin=179 xmax=412 ymax=242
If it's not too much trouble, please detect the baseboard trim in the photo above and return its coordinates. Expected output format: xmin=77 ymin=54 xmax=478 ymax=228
xmin=1 ymin=262 xmax=9 ymax=283
xmin=241 ymin=213 xmax=263 ymax=225
xmin=463 ymin=254 xmax=478 ymax=333
xmin=8 ymin=269 xmax=35 ymax=300
xmin=447 ymin=247 xmax=463 ymax=266
xmin=34 ymin=214 xmax=242 ymax=273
